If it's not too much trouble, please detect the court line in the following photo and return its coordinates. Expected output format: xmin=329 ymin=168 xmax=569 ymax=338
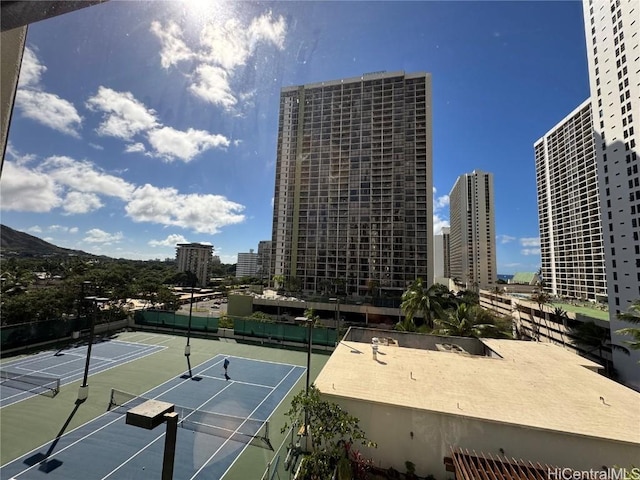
xmin=3 ymin=357 xmax=226 ymax=479
xmin=196 ymin=374 xmax=273 ymax=390
xmin=0 ymin=345 xmax=167 ymax=407
xmin=101 ymin=364 xmax=235 ymax=479
xmin=190 ymin=365 xmax=303 ymax=480
xmin=228 ymin=354 xmax=309 ymax=369
xmin=217 ymin=365 xmax=306 ymax=480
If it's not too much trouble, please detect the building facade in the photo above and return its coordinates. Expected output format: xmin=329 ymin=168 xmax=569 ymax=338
xmin=271 ymin=71 xmax=433 ymax=296
xmin=175 ymin=243 xmax=213 ymax=287
xmin=534 ymin=100 xmax=607 ymax=302
xmin=257 ymin=240 xmax=272 ymax=281
xmin=581 ymin=0 xmax=640 ymax=388
xmin=236 ymin=249 xmax=258 ymax=279
xmin=448 ymin=170 xmax=497 ymax=289
xmin=433 ymin=227 xmax=450 ymax=282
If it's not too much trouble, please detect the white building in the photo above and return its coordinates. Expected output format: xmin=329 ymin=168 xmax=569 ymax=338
xmin=433 ymin=227 xmax=450 ymax=283
xmin=175 ymin=243 xmax=213 ymax=287
xmin=316 ymin=329 xmax=640 ymax=479
xmin=449 ymin=170 xmax=497 ymax=289
xmin=236 ymin=249 xmax=258 ymax=279
xmin=534 ymin=100 xmax=607 ymax=302
xmin=581 ymin=0 xmax=640 ymax=389
xmin=271 ymin=71 xmax=434 ymax=296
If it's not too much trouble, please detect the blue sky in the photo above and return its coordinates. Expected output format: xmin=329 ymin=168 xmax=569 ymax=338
xmin=1 ymin=1 xmax=590 ymax=274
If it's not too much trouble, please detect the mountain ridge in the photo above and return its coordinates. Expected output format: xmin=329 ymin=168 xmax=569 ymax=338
xmin=0 ymin=224 xmax=92 ymax=257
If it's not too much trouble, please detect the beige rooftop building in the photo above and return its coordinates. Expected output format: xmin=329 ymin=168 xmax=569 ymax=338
xmin=314 ymin=329 xmax=640 ymax=478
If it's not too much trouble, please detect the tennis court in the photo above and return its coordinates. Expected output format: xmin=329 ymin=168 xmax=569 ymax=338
xmin=1 ymin=338 xmax=167 ymax=407
xmin=0 ymin=331 xmax=315 ymax=480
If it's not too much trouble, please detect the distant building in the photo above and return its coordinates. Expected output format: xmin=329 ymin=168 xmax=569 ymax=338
xmin=257 ymin=240 xmax=272 ymax=281
xmin=534 ymin=100 xmax=606 ymax=302
xmin=581 ymin=0 xmax=640 ymax=390
xmin=236 ymin=249 xmax=258 ymax=278
xmin=315 ymin=329 xmax=640 ymax=478
xmin=433 ymin=227 xmax=450 ymax=283
xmin=449 ymin=170 xmax=496 ymax=288
xmin=175 ymin=243 xmax=213 ymax=287
xmin=271 ymin=71 xmax=434 ymax=296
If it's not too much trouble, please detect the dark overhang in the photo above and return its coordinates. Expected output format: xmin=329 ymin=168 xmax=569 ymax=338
xmin=1 ymin=1 xmax=108 ymax=32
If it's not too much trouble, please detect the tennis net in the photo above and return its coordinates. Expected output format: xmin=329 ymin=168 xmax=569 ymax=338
xmin=0 ymin=368 xmax=61 ymax=397
xmin=108 ymin=389 xmax=272 ymax=449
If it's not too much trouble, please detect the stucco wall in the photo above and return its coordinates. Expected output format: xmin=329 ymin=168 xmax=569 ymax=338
xmin=326 ymin=395 xmax=640 ymax=479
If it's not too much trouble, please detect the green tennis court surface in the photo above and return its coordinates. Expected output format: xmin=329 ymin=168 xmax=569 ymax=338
xmin=0 ymin=331 xmax=328 ymax=479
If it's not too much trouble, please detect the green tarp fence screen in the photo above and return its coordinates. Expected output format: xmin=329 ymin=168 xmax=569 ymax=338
xmin=133 ymin=310 xmax=219 ymax=333
xmin=233 ymin=318 xmax=337 ymax=346
xmin=1 ymin=317 xmax=91 ymax=351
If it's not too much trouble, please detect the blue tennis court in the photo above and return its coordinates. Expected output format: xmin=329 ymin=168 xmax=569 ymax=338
xmin=0 ymin=339 xmax=167 ymax=407
xmin=0 ymin=355 xmax=305 ymax=479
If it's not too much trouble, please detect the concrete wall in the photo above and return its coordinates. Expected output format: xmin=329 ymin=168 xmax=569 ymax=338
xmin=325 ymin=395 xmax=640 ymax=479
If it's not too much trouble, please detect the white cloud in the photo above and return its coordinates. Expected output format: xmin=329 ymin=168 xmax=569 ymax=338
xmin=28 ymin=225 xmax=43 ymax=233
xmin=521 ymin=248 xmax=541 ymax=256
xmin=147 ymin=126 xmax=230 ymax=162
xmin=125 ymin=142 xmax=146 ymax=154
xmin=152 ymin=12 xmax=287 ymax=110
xmin=189 ymin=65 xmax=237 ymax=109
xmin=434 ymin=194 xmax=449 ymax=210
xmin=0 ymin=161 xmax=62 ymax=212
xmin=520 ymin=237 xmax=540 ymax=247
xmin=86 ymin=87 xmax=159 ymax=140
xmin=63 ymin=192 xmax=103 ymax=214
xmin=18 ymin=47 xmax=46 ymax=88
xmin=433 ymin=214 xmax=449 ymax=236
xmin=84 ymin=229 xmax=123 ymax=244
xmin=497 ymin=234 xmax=516 ymax=244
xmin=15 ymin=90 xmax=82 ymax=137
xmin=126 ymin=184 xmax=245 ymax=233
xmin=42 ymin=156 xmax=135 ymax=200
xmin=150 ymin=21 xmax=195 ymax=68
xmin=148 ymin=234 xmax=188 ymax=247
xmin=69 ymin=227 xmax=79 ymax=234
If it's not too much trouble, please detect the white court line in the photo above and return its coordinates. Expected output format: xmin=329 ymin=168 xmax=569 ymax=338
xmin=101 ymin=365 xmax=235 ymax=479
xmin=217 ymin=365 xmax=306 ymax=480
xmin=190 ymin=365 xmax=302 ymax=480
xmin=4 ymin=357 xmax=225 ymax=479
xmin=0 ymin=345 xmax=166 ymax=406
xmin=196 ymin=374 xmax=274 ymax=390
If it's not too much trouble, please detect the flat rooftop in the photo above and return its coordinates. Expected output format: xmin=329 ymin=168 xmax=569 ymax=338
xmin=314 ymin=336 xmax=640 ymax=446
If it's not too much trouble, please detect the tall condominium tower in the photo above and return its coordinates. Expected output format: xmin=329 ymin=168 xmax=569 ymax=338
xmin=534 ymin=100 xmax=607 ymax=302
xmin=175 ymin=243 xmax=213 ymax=287
xmin=257 ymin=240 xmax=272 ymax=281
xmin=433 ymin=227 xmax=450 ymax=282
xmin=236 ymin=249 xmax=258 ymax=279
xmin=449 ymin=170 xmax=497 ymax=289
xmin=582 ymin=0 xmax=640 ymax=388
xmin=271 ymin=71 xmax=433 ymax=296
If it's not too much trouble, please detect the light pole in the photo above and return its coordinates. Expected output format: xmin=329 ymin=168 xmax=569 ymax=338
xmin=78 ymin=294 xmax=108 ymax=402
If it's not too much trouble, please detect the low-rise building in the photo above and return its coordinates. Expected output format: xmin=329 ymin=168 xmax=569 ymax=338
xmin=314 ymin=328 xmax=640 ymax=479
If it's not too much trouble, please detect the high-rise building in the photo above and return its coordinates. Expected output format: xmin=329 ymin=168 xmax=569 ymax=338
xmin=449 ymin=170 xmax=497 ymax=289
xmin=271 ymin=71 xmax=433 ymax=296
xmin=582 ymin=0 xmax=640 ymax=388
xmin=236 ymin=249 xmax=258 ymax=278
xmin=175 ymin=243 xmax=213 ymax=287
xmin=433 ymin=227 xmax=450 ymax=282
xmin=534 ymin=100 xmax=607 ymax=302
xmin=257 ymin=240 xmax=272 ymax=281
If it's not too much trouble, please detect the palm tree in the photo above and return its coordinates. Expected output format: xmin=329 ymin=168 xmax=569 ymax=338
xmin=401 ymin=278 xmax=444 ymax=329
xmin=432 ymin=303 xmax=508 ymax=338
xmin=616 ymin=299 xmax=640 ymax=351
xmin=553 ymin=306 xmax=569 ymax=347
xmin=530 ymin=289 xmax=551 ymax=341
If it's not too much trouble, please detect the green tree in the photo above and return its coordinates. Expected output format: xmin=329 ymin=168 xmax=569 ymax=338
xmin=281 ymin=385 xmax=375 ymax=480
xmin=530 ymin=289 xmax=551 ymax=341
xmin=401 ymin=278 xmax=444 ymax=329
xmin=272 ymin=274 xmax=285 ymax=290
xmin=553 ymin=306 xmax=569 ymax=347
xmin=432 ymin=303 xmax=509 ymax=338
xmin=616 ymin=299 xmax=640 ymax=351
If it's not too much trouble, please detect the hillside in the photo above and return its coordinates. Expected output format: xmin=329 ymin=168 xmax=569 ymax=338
xmin=0 ymin=224 xmax=90 ymax=257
